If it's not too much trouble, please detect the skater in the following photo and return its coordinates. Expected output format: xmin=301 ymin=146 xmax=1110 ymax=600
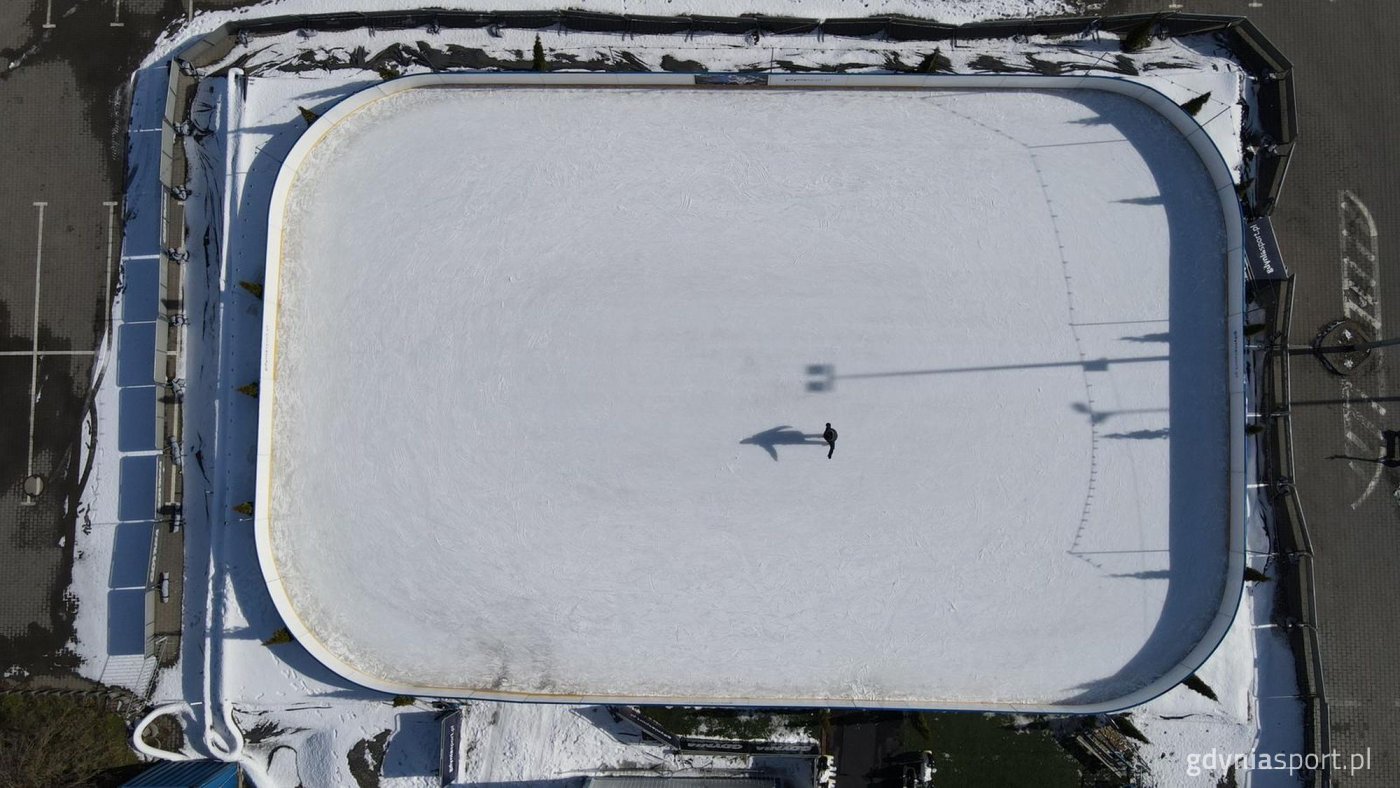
xmin=823 ymin=422 xmax=837 ymax=459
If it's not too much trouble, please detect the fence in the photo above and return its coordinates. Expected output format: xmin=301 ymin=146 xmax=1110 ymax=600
xmin=1251 ymin=274 xmax=1329 ymax=788
xmin=180 ymin=10 xmax=1294 ymax=218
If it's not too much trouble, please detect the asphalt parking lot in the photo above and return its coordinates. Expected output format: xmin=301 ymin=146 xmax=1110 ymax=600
xmin=0 ymin=0 xmax=255 ymax=681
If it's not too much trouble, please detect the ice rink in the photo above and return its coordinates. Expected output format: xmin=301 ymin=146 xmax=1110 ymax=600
xmin=258 ymin=81 xmax=1236 ymax=709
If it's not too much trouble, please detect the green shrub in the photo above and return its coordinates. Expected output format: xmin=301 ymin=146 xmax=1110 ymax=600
xmin=1120 ymin=18 xmax=1156 ymax=53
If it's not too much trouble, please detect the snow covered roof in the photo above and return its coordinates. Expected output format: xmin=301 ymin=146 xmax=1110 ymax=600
xmin=254 ymin=73 xmax=1246 ymax=712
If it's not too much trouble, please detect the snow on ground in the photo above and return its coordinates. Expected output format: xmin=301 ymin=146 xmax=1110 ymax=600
xmin=1132 ymin=445 xmax=1305 ymax=787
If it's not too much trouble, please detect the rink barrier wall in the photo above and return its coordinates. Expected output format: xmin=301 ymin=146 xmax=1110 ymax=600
xmin=250 ymin=71 xmax=1247 ymax=715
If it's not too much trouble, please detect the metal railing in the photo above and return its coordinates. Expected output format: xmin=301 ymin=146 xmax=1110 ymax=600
xmin=1252 ymin=275 xmax=1330 ymax=787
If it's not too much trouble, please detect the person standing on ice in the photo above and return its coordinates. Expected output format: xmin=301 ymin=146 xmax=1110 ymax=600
xmin=823 ymin=423 xmax=838 ymax=459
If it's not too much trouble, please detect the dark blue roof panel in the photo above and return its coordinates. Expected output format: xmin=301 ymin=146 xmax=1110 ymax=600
xmin=122 ymin=759 xmax=241 ymax=787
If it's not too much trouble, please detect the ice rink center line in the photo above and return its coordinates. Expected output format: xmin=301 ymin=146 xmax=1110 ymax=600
xmin=252 ymin=72 xmax=1248 ymax=713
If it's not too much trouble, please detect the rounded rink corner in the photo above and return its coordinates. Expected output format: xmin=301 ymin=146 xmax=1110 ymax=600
xmin=253 ymin=72 xmax=1247 ymax=713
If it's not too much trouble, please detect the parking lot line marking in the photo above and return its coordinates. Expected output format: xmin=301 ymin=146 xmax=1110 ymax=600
xmin=122 ymin=253 xmax=161 ymax=261
xmin=26 ymin=203 xmax=47 ymax=478
xmin=105 ymin=201 xmax=118 ymax=346
xmin=42 ymin=0 xmax=55 ymax=28
xmin=111 ymin=0 xmax=123 ymax=26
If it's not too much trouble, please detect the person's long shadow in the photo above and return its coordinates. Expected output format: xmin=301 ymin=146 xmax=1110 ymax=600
xmin=741 ymin=426 xmax=826 ymax=461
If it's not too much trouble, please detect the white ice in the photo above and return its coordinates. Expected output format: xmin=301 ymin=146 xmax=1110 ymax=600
xmin=265 ymin=85 xmax=1232 ymax=708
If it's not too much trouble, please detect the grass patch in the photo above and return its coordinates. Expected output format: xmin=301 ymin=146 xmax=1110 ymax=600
xmin=642 ymin=707 xmax=818 ymax=741
xmin=0 ymin=694 xmax=142 ymax=787
xmin=895 ymin=713 xmax=1080 ymax=788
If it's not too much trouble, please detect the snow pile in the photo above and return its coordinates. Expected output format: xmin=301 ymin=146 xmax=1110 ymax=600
xmin=446 ymin=704 xmax=759 ymax=785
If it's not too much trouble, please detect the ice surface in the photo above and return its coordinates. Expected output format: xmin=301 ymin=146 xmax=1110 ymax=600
xmin=264 ymin=85 xmax=1231 ymax=707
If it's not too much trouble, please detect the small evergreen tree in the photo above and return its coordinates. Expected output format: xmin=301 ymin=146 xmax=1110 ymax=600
xmin=1182 ymin=673 xmax=1219 ymax=701
xmin=533 ymin=35 xmax=547 ymax=72
xmin=1244 ymin=566 xmax=1270 ymax=582
xmin=1111 ymin=715 xmax=1150 ymax=744
xmin=917 ymin=49 xmax=951 ymax=74
xmin=263 ymin=627 xmax=294 ymax=646
xmin=1180 ymin=91 xmax=1212 ymax=117
xmin=1120 ymin=17 xmax=1156 ymax=53
xmin=298 ymin=105 xmax=320 ymax=125
xmin=239 ymin=280 xmax=264 ymax=299
xmin=237 ymin=382 xmax=259 ymax=398
xmin=233 ymin=501 xmax=254 ymax=517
